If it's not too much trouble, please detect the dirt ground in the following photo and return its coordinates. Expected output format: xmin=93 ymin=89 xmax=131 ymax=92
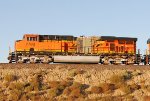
xmin=0 ymin=63 xmax=150 ymax=101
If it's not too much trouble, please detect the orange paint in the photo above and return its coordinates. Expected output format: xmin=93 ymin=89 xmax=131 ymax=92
xmin=92 ymin=39 xmax=136 ymax=54
xmin=15 ymin=34 xmax=77 ymax=53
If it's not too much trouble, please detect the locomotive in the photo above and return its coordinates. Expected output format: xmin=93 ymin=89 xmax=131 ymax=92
xmin=8 ymin=34 xmax=139 ymax=64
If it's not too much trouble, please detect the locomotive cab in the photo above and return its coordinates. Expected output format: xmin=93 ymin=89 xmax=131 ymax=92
xmin=23 ymin=34 xmax=39 ymax=42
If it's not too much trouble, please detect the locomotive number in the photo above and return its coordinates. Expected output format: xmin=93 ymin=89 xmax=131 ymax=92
xmin=26 ymin=43 xmax=35 ymax=47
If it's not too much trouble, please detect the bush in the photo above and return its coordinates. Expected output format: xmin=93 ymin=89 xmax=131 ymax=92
xmin=70 ymin=88 xmax=82 ymax=98
xmin=110 ymin=74 xmax=125 ymax=84
xmin=30 ymin=74 xmax=43 ymax=91
xmin=60 ymin=81 xmax=72 ymax=88
xmin=20 ymin=94 xmax=27 ymax=101
xmin=99 ymin=83 xmax=115 ymax=93
xmin=49 ymin=81 xmax=71 ymax=93
xmin=48 ymin=88 xmax=61 ymax=98
xmin=63 ymin=87 xmax=71 ymax=96
xmin=9 ymin=82 xmax=24 ymax=91
xmin=24 ymin=84 xmax=34 ymax=92
xmin=75 ymin=69 xmax=85 ymax=75
xmin=99 ymin=96 xmax=123 ymax=101
xmin=120 ymin=84 xmax=132 ymax=94
xmin=69 ymin=69 xmax=78 ymax=77
xmin=8 ymin=89 xmax=22 ymax=101
xmin=91 ymin=86 xmax=103 ymax=94
xmin=4 ymin=74 xmax=18 ymax=82
xmin=66 ymin=77 xmax=74 ymax=81
xmin=63 ymin=82 xmax=87 ymax=99
xmin=130 ymin=83 xmax=141 ymax=91
xmin=69 ymin=82 xmax=84 ymax=91
xmin=49 ymin=81 xmax=60 ymax=88
xmin=123 ymin=71 xmax=133 ymax=80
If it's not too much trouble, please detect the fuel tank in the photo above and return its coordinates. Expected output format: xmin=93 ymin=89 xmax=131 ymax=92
xmin=53 ymin=56 xmax=100 ymax=63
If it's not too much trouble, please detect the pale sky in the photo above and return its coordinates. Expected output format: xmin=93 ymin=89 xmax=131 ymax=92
xmin=0 ymin=0 xmax=150 ymax=62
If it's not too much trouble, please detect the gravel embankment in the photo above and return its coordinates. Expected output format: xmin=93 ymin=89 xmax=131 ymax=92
xmin=0 ymin=63 xmax=150 ymax=101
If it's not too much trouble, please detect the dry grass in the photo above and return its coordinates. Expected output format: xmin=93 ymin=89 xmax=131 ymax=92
xmin=120 ymin=84 xmax=132 ymax=94
xmin=49 ymin=81 xmax=60 ymax=88
xmin=4 ymin=74 xmax=18 ymax=82
xmin=110 ymin=74 xmax=125 ymax=84
xmin=30 ymin=74 xmax=43 ymax=91
xmin=8 ymin=89 xmax=22 ymax=101
xmin=99 ymin=83 xmax=116 ymax=93
xmin=48 ymin=88 xmax=60 ymax=98
xmin=69 ymin=69 xmax=85 ymax=77
xmin=9 ymin=82 xmax=24 ymax=91
xmin=130 ymin=83 xmax=141 ymax=91
xmin=91 ymin=86 xmax=103 ymax=94
xmin=63 ymin=87 xmax=71 ymax=96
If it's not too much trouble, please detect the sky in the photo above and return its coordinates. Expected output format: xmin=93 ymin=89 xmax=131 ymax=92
xmin=0 ymin=0 xmax=150 ymax=63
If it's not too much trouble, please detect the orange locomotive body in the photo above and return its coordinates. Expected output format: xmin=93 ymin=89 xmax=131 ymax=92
xmin=92 ymin=36 xmax=136 ymax=54
xmin=8 ymin=34 xmax=138 ymax=64
xmin=15 ymin=34 xmax=77 ymax=54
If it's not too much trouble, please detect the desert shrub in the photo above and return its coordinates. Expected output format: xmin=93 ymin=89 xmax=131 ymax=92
xmin=123 ymin=71 xmax=133 ymax=80
xmin=63 ymin=82 xmax=87 ymax=98
xmin=63 ymin=87 xmax=71 ymax=96
xmin=100 ymin=96 xmax=115 ymax=101
xmin=110 ymin=72 xmax=132 ymax=86
xmin=4 ymin=74 xmax=18 ymax=82
xmin=140 ymin=80 xmax=147 ymax=90
xmin=120 ymin=84 xmax=132 ymax=94
xmin=67 ymin=96 xmax=76 ymax=101
xmin=69 ymin=69 xmax=78 ymax=77
xmin=142 ymin=85 xmax=150 ymax=92
xmin=2 ymin=82 xmax=9 ymax=88
xmin=0 ymin=92 xmax=7 ymax=101
xmin=30 ymin=95 xmax=46 ymax=101
xmin=48 ymin=88 xmax=61 ymax=98
xmin=76 ymin=97 xmax=85 ymax=101
xmin=69 ymin=82 xmax=84 ymax=91
xmin=8 ymin=89 xmax=22 ymax=101
xmin=25 ymin=93 xmax=35 ymax=100
xmin=24 ymin=84 xmax=34 ymax=92
xmin=69 ymin=69 xmax=85 ymax=77
xmin=125 ymin=95 xmax=134 ymax=101
xmin=132 ymin=70 xmax=142 ymax=76
xmin=75 ymin=69 xmax=85 ymax=75
xmin=66 ymin=77 xmax=74 ymax=81
xmin=91 ymin=86 xmax=103 ymax=94
xmin=70 ymin=88 xmax=83 ymax=98
xmin=41 ymin=84 xmax=49 ymax=90
xmin=85 ymin=74 xmax=91 ymax=78
xmin=97 ymin=96 xmax=123 ymax=101
xmin=130 ymin=83 xmax=141 ymax=91
xmin=49 ymin=81 xmax=70 ymax=93
xmin=9 ymin=82 xmax=24 ymax=91
xmin=60 ymin=80 xmax=73 ymax=87
xmin=110 ymin=74 xmax=125 ymax=84
xmin=20 ymin=94 xmax=27 ymax=101
xmin=99 ymin=83 xmax=115 ymax=93
xmin=67 ymin=96 xmax=85 ymax=101
xmin=30 ymin=74 xmax=43 ymax=91
xmin=49 ymin=81 xmax=60 ymax=88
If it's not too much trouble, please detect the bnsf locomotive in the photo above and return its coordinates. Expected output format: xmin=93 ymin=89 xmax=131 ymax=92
xmin=8 ymin=34 xmax=139 ymax=64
